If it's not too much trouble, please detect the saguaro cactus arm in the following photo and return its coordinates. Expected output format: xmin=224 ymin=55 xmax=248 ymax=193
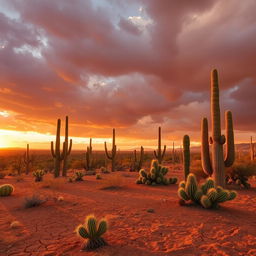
xmin=201 ymin=118 xmax=213 ymax=176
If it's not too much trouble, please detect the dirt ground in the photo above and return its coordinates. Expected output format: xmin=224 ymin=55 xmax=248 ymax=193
xmin=0 ymin=169 xmax=256 ymax=256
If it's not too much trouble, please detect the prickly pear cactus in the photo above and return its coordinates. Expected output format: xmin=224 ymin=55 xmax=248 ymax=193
xmin=0 ymin=184 xmax=14 ymax=196
xmin=76 ymin=215 xmax=107 ymax=251
xmin=178 ymin=173 xmax=237 ymax=209
xmin=136 ymin=160 xmax=177 ymax=186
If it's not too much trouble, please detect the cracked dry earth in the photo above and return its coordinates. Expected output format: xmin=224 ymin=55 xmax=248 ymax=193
xmin=0 ymin=171 xmax=256 ymax=256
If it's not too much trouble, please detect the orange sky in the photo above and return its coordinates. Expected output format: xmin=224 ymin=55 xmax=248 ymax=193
xmin=0 ymin=0 xmax=255 ymax=150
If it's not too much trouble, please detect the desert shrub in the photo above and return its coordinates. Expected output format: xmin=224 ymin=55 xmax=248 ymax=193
xmin=23 ymin=194 xmax=45 ymax=208
xmin=41 ymin=175 xmax=65 ymax=189
xmin=75 ymin=171 xmax=84 ymax=181
xmin=0 ymin=184 xmax=14 ymax=196
xmin=76 ymin=215 xmax=108 ymax=251
xmin=100 ymin=174 xmax=125 ymax=190
xmin=100 ymin=167 xmax=110 ymax=174
xmin=136 ymin=160 xmax=177 ymax=186
xmin=70 ymin=159 xmax=85 ymax=170
xmin=178 ymin=173 xmax=237 ymax=209
xmin=33 ymin=170 xmax=44 ymax=182
xmin=226 ymin=162 xmax=256 ymax=188
xmin=96 ymin=174 xmax=102 ymax=180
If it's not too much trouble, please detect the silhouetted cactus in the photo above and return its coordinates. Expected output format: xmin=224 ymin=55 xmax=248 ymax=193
xmin=178 ymin=173 xmax=237 ymax=209
xmin=51 ymin=119 xmax=65 ymax=177
xmin=136 ymin=159 xmax=177 ymax=185
xmin=24 ymin=144 xmax=32 ymax=175
xmin=33 ymin=170 xmax=44 ymax=182
xmin=153 ymin=127 xmax=166 ymax=164
xmin=183 ymin=135 xmax=190 ymax=180
xmin=76 ymin=215 xmax=108 ymax=251
xmin=62 ymin=116 xmax=72 ymax=177
xmin=85 ymin=138 xmax=93 ymax=171
xmin=0 ymin=184 xmax=14 ymax=196
xmin=104 ymin=129 xmax=117 ymax=172
xmin=201 ymin=69 xmax=235 ymax=187
xmin=132 ymin=146 xmax=144 ymax=171
xmin=250 ymin=136 xmax=255 ymax=161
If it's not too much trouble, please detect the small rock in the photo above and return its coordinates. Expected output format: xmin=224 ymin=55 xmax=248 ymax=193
xmin=147 ymin=208 xmax=155 ymax=213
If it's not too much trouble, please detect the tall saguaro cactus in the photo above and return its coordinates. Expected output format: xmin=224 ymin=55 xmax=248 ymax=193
xmin=183 ymin=135 xmax=190 ymax=180
xmin=133 ymin=146 xmax=144 ymax=171
xmin=154 ymin=127 xmax=166 ymax=164
xmin=250 ymin=136 xmax=255 ymax=161
xmin=51 ymin=119 xmax=65 ymax=177
xmin=201 ymin=69 xmax=235 ymax=187
xmin=62 ymin=116 xmax=72 ymax=177
xmin=85 ymin=138 xmax=93 ymax=170
xmin=24 ymin=144 xmax=32 ymax=175
xmin=104 ymin=129 xmax=117 ymax=172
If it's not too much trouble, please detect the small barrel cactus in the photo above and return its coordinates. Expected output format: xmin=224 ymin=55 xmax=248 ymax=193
xmin=0 ymin=184 xmax=14 ymax=196
xmin=136 ymin=159 xmax=177 ymax=186
xmin=33 ymin=170 xmax=45 ymax=182
xmin=76 ymin=215 xmax=108 ymax=250
xmin=178 ymin=173 xmax=237 ymax=209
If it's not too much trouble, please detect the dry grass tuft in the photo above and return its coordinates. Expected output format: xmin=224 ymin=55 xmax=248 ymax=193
xmin=100 ymin=174 xmax=125 ymax=190
xmin=40 ymin=175 xmax=65 ymax=190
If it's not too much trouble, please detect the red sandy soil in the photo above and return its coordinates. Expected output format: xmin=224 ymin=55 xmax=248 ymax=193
xmin=0 ymin=169 xmax=256 ymax=256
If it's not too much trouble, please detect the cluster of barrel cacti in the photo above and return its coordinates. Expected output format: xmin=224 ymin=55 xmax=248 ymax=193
xmin=0 ymin=184 xmax=14 ymax=196
xmin=76 ymin=215 xmax=108 ymax=251
xmin=33 ymin=170 xmax=45 ymax=182
xmin=136 ymin=160 xmax=177 ymax=185
xmin=178 ymin=173 xmax=237 ymax=209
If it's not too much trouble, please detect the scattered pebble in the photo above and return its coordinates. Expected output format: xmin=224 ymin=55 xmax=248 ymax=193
xmin=147 ymin=208 xmax=155 ymax=213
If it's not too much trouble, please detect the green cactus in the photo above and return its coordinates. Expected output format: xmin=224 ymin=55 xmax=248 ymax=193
xmin=201 ymin=69 xmax=235 ymax=187
xmin=33 ymin=170 xmax=44 ymax=182
xmin=178 ymin=173 xmax=237 ymax=209
xmin=136 ymin=159 xmax=177 ymax=186
xmin=0 ymin=184 xmax=14 ymax=196
xmin=153 ymin=127 xmax=166 ymax=164
xmin=104 ymin=129 xmax=117 ymax=172
xmin=76 ymin=215 xmax=107 ymax=251
xmin=24 ymin=144 xmax=32 ymax=175
xmin=85 ymin=138 xmax=93 ymax=171
xmin=132 ymin=146 xmax=144 ymax=171
xmin=51 ymin=119 xmax=65 ymax=178
xmin=62 ymin=116 xmax=72 ymax=177
xmin=183 ymin=135 xmax=190 ymax=180
xmin=75 ymin=171 xmax=84 ymax=181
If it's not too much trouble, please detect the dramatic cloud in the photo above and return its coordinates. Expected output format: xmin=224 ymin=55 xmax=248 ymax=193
xmin=0 ymin=0 xmax=255 ymax=148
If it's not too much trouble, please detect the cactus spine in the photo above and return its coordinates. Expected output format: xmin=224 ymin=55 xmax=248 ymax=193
xmin=85 ymin=138 xmax=93 ymax=170
xmin=250 ymin=136 xmax=255 ymax=161
xmin=183 ymin=135 xmax=190 ymax=180
xmin=201 ymin=69 xmax=235 ymax=187
xmin=133 ymin=146 xmax=144 ymax=171
xmin=62 ymin=116 xmax=72 ymax=177
xmin=153 ymin=127 xmax=166 ymax=164
xmin=51 ymin=119 xmax=65 ymax=177
xmin=104 ymin=129 xmax=117 ymax=172
xmin=24 ymin=144 xmax=32 ymax=175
